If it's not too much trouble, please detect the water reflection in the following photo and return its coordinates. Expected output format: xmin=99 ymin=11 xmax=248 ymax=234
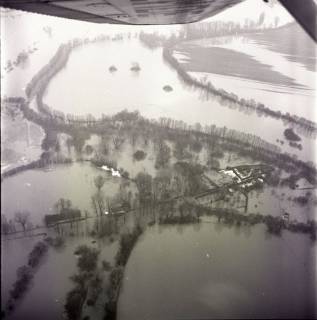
xmin=118 ymin=222 xmax=316 ymax=319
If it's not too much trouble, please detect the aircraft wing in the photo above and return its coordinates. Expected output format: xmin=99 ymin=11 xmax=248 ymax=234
xmin=0 ymin=0 xmax=316 ymax=42
xmin=0 ymin=0 xmax=244 ymax=25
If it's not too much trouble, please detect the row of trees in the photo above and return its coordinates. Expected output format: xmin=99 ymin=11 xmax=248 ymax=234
xmin=182 ymin=15 xmax=280 ymax=41
xmin=3 ymin=241 xmax=49 ymax=318
xmin=1 ymin=211 xmax=32 ymax=234
xmin=139 ymin=14 xmax=280 ymax=50
xmin=25 ymin=43 xmax=72 ymax=102
xmin=162 ymin=45 xmax=317 ymax=137
xmin=65 ymin=245 xmax=101 ymax=320
xmin=179 ymin=200 xmax=316 ymax=239
xmin=4 ymin=96 xmax=317 ymax=190
xmin=104 ymin=225 xmax=143 ymax=319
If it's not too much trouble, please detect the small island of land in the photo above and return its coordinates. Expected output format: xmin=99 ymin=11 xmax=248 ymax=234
xmin=109 ymin=65 xmax=117 ymax=73
xmin=130 ymin=62 xmax=141 ymax=72
xmin=283 ymin=128 xmax=301 ymax=142
xmin=163 ymin=85 xmax=173 ymax=92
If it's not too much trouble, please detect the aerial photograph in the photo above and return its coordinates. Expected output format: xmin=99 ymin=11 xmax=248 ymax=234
xmin=1 ymin=0 xmax=316 ymax=319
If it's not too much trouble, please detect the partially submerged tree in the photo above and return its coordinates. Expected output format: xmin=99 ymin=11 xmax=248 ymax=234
xmin=135 ymin=172 xmax=153 ymax=203
xmin=85 ymin=144 xmax=94 ymax=155
xmin=112 ymin=135 xmax=125 ymax=150
xmin=14 ymin=211 xmax=30 ymax=231
xmin=65 ymin=289 xmax=85 ymax=320
xmin=133 ymin=150 xmax=146 ymax=161
xmin=74 ymin=245 xmax=100 ymax=273
xmin=94 ymin=175 xmax=106 ymax=192
xmin=91 ymin=192 xmax=106 ymax=216
xmin=155 ymin=141 xmax=171 ymax=169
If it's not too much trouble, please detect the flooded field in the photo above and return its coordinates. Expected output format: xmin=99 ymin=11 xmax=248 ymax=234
xmin=1 ymin=163 xmax=123 ymax=226
xmin=118 ymin=222 xmax=316 ymax=319
xmin=1 ymin=111 xmax=44 ymax=173
xmin=41 ymin=39 xmax=315 ymax=162
xmin=2 ymin=234 xmax=119 ymax=320
xmin=1 ymin=4 xmax=317 ymax=320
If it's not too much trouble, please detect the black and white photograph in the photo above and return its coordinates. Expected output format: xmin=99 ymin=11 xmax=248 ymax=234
xmin=1 ymin=0 xmax=316 ymax=319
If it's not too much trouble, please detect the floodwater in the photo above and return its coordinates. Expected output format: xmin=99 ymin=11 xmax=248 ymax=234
xmin=1 ymin=162 xmax=122 ymax=226
xmin=2 ymin=14 xmax=316 ymax=163
xmin=1 ymin=163 xmax=122 ymax=320
xmin=118 ymin=221 xmax=316 ymax=319
xmin=1 ymin=234 xmax=118 ymax=320
xmin=1 ymin=11 xmax=317 ymax=320
xmin=184 ymin=35 xmax=316 ymax=120
xmin=1 ymin=164 xmax=316 ymax=319
xmin=43 ymin=39 xmax=315 ymax=162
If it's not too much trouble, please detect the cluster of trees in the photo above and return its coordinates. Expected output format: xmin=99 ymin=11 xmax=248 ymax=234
xmin=284 ymin=128 xmax=301 ymax=142
xmin=153 ymin=116 xmax=315 ymax=186
xmin=159 ymin=200 xmax=199 ymax=225
xmin=4 ymin=47 xmax=35 ymax=73
xmin=1 ymin=211 xmax=33 ymax=234
xmin=292 ymin=195 xmax=311 ymax=206
xmin=182 ymin=15 xmax=279 ymax=41
xmin=104 ymin=268 xmax=123 ymax=320
xmin=132 ymin=160 xmax=209 ymax=210
xmin=44 ymin=198 xmax=82 ymax=228
xmin=104 ymin=225 xmax=143 ymax=319
xmin=135 ymin=172 xmax=153 ymax=204
xmin=4 ymin=241 xmax=49 ymax=318
xmin=139 ymin=12 xmax=280 ymax=50
xmin=27 ymin=241 xmax=48 ymax=268
xmin=155 ymin=141 xmax=171 ymax=169
xmin=4 ymin=97 xmax=317 ymax=192
xmin=90 ymin=176 xmax=133 ymax=238
xmin=115 ymin=225 xmax=143 ymax=266
xmin=289 ymin=141 xmax=302 ymax=150
xmin=189 ymin=202 xmax=316 ymax=239
xmin=65 ymin=245 xmax=101 ymax=320
xmin=174 ymin=162 xmax=206 ymax=196
xmin=133 ymin=150 xmax=146 ymax=161
xmin=4 ymin=266 xmax=34 ymax=316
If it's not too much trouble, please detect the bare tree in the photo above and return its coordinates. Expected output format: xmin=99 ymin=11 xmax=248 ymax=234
xmin=112 ymin=136 xmax=125 ymax=150
xmin=91 ymin=193 xmax=106 ymax=216
xmin=129 ymin=131 xmax=138 ymax=147
xmin=94 ymin=175 xmax=106 ymax=192
xmin=14 ymin=211 xmax=30 ymax=231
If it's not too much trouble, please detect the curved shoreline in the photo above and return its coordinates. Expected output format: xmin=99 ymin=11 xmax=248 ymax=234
xmin=25 ymin=34 xmax=317 ymax=138
xmin=2 ymin=96 xmax=317 ymax=190
xmin=162 ymin=44 xmax=317 ymax=137
xmin=2 ymin=34 xmax=317 ymax=183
